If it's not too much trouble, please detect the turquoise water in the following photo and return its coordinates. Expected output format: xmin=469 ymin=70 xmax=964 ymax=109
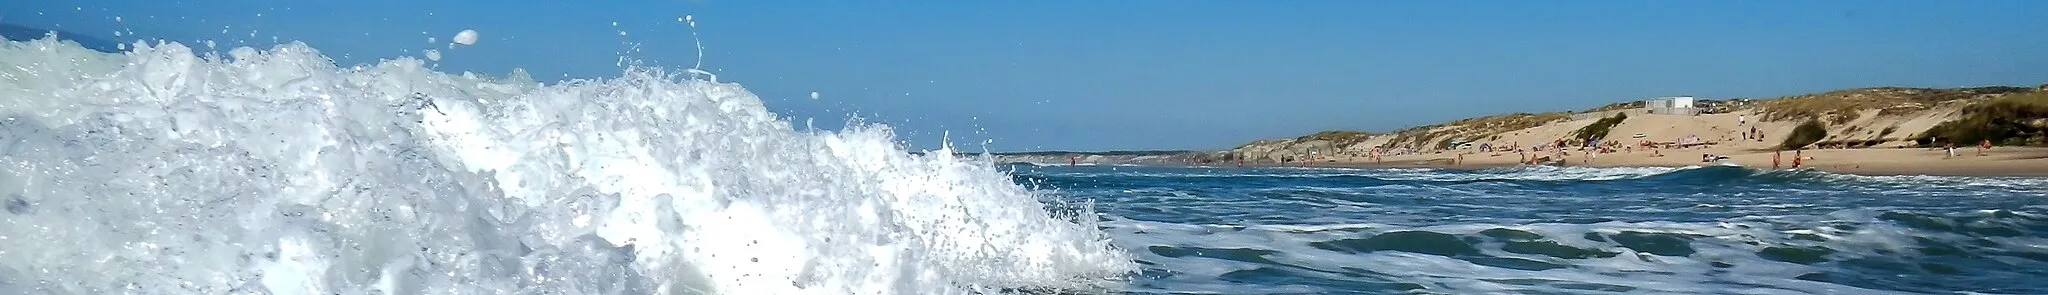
xmin=1014 ymin=164 xmax=2048 ymax=294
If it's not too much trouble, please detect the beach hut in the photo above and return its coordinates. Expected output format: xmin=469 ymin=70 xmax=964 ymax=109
xmin=1642 ymin=96 xmax=1697 ymax=115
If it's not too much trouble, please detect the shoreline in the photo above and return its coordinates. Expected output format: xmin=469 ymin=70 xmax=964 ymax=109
xmin=1198 ymin=147 xmax=2048 ymax=177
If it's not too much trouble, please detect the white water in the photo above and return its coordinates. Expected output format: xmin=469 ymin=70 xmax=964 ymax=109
xmin=0 ymin=37 xmax=1132 ymax=294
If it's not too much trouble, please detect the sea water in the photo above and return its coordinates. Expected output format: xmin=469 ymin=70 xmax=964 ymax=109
xmin=1015 ymin=164 xmax=2048 ymax=294
xmin=7 ymin=37 xmax=2048 ymax=295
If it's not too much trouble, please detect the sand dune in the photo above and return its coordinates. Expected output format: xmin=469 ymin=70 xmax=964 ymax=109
xmin=1234 ymin=86 xmax=2047 ymax=176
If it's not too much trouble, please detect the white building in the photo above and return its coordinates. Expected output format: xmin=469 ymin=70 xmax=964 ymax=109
xmin=1642 ymin=96 xmax=1697 ymax=115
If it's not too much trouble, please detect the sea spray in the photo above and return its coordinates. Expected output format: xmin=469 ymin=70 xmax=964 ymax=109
xmin=0 ymin=36 xmax=1133 ymax=294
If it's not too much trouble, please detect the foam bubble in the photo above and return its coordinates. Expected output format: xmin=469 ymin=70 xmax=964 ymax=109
xmin=451 ymin=29 xmax=478 ymax=45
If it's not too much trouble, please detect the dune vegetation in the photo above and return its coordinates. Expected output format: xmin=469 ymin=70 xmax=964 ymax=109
xmin=1382 ymin=112 xmax=1571 ymax=149
xmin=1570 ymin=112 xmax=1628 ymax=141
xmin=1758 ymin=86 xmax=2033 ymax=124
xmin=1921 ymin=90 xmax=2048 ymax=146
xmin=1783 ymin=120 xmax=1829 ymax=149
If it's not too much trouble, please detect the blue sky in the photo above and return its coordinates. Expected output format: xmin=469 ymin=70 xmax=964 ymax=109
xmin=7 ymin=1 xmax=2048 ymax=152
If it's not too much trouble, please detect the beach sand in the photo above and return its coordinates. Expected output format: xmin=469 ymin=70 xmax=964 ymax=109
xmin=1256 ymin=106 xmax=2047 ymax=177
xmin=1294 ymin=146 xmax=2048 ymax=177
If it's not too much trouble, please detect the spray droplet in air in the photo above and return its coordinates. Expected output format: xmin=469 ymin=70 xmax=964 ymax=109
xmin=424 ymin=49 xmax=442 ymax=61
xmin=810 ymin=92 xmax=820 ymax=100
xmin=427 ymin=37 xmax=437 ymax=44
xmin=452 ymin=29 xmax=479 ymax=46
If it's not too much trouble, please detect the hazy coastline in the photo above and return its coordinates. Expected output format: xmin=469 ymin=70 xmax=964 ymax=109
xmin=1014 ymin=85 xmax=2048 ymax=177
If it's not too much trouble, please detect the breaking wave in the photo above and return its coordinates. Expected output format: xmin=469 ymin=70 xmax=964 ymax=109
xmin=0 ymin=37 xmax=1133 ymax=294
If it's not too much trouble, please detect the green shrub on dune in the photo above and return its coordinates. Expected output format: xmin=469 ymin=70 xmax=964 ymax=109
xmin=1921 ymin=91 xmax=2048 ymax=146
xmin=1570 ymin=112 xmax=1628 ymax=141
xmin=1782 ymin=120 xmax=1828 ymax=150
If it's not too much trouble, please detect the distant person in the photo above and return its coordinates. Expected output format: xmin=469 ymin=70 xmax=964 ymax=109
xmin=1773 ymin=150 xmax=1782 ymax=169
xmin=1738 ymin=115 xmax=1746 ymax=125
xmin=1980 ymin=139 xmax=1992 ymax=156
xmin=1793 ymin=150 xmax=1803 ymax=168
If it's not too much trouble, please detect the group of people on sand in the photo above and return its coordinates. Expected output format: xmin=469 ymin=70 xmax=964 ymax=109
xmin=1939 ymin=139 xmax=1996 ymax=159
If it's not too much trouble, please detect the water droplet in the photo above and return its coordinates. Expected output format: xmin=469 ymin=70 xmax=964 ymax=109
xmin=452 ymin=29 xmax=480 ymax=46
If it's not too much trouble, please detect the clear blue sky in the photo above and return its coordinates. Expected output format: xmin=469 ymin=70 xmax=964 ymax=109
xmin=8 ymin=1 xmax=2048 ymax=152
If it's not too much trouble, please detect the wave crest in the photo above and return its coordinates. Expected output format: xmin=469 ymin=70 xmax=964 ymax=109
xmin=0 ymin=37 xmax=1132 ymax=294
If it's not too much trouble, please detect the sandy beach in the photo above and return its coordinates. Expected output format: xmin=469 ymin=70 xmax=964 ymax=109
xmin=1280 ymin=146 xmax=2048 ymax=177
xmin=1225 ymin=96 xmax=2048 ymax=177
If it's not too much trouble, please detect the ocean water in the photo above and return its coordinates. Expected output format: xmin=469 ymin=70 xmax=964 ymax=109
xmin=1014 ymin=164 xmax=2048 ymax=294
xmin=6 ymin=37 xmax=2048 ymax=295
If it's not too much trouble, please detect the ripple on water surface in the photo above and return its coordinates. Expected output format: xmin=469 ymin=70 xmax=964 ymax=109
xmin=1014 ymin=165 xmax=2048 ymax=294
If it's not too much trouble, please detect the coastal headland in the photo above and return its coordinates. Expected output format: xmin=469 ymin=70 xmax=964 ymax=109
xmin=998 ymin=83 xmax=2048 ymax=177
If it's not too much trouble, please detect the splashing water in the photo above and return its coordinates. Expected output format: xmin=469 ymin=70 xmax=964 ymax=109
xmin=0 ymin=37 xmax=1132 ymax=294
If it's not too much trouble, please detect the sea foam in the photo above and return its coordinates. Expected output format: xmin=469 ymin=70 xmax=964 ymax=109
xmin=0 ymin=36 xmax=1132 ymax=294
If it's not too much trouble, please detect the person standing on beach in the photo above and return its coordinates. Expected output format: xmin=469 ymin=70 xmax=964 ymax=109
xmin=1793 ymin=149 xmax=1803 ymax=168
xmin=1980 ymin=139 xmax=1992 ymax=156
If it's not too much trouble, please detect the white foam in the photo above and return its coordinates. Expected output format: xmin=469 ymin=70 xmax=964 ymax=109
xmin=0 ymin=36 xmax=1131 ymax=294
xmin=1105 ymin=216 xmax=1945 ymax=294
